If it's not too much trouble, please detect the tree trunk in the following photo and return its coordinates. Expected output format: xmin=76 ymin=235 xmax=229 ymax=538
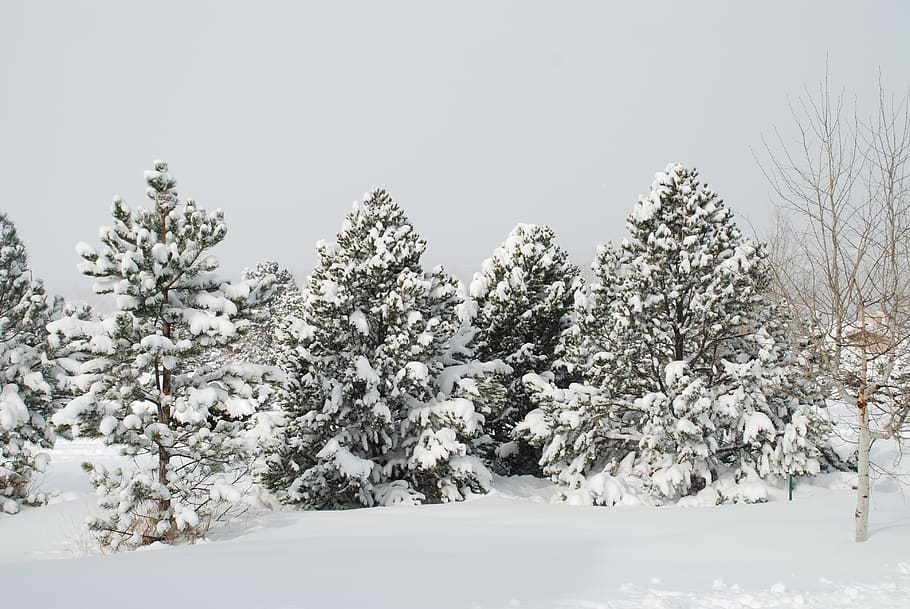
xmin=854 ymin=399 xmax=871 ymax=542
xmin=156 ymin=205 xmax=173 ymax=535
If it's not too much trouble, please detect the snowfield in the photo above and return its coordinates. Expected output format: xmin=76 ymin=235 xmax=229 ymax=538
xmin=1 ymin=439 xmax=908 ymax=609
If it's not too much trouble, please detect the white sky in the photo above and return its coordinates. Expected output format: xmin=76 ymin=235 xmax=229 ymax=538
xmin=2 ymin=1 xmax=907 ymax=302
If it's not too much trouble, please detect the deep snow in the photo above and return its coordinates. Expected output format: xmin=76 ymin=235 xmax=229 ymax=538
xmin=1 ymin=439 xmax=908 ymax=609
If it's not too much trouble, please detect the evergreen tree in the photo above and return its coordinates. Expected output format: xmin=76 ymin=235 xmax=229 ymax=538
xmin=514 ymin=244 xmax=628 ymax=496
xmin=520 ymin=164 xmax=832 ymax=504
xmin=462 ymin=223 xmax=578 ymax=474
xmin=264 ymin=190 xmax=492 ymax=508
xmin=49 ymin=162 xmax=276 ymax=549
xmin=0 ymin=213 xmax=58 ymax=513
xmin=238 ymin=261 xmax=303 ymax=368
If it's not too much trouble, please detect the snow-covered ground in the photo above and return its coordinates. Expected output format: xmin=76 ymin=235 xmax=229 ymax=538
xmin=1 ymin=439 xmax=909 ymax=609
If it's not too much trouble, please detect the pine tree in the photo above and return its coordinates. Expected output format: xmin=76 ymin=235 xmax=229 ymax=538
xmin=264 ymin=190 xmax=492 ymax=508
xmin=550 ymin=243 xmax=621 ymax=388
xmin=237 ymin=261 xmax=303 ymax=368
xmin=520 ymin=165 xmax=832 ymax=504
xmin=516 ymin=244 xmax=639 ymax=501
xmin=0 ymin=213 xmax=58 ymax=514
xmin=463 ymin=223 xmax=578 ymax=474
xmin=49 ymin=162 xmax=276 ymax=549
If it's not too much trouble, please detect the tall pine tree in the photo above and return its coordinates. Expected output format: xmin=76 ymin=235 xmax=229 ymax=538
xmin=0 ymin=213 xmax=59 ymax=513
xmin=264 ymin=190 xmax=492 ymax=508
xmin=463 ymin=223 xmax=579 ymax=474
xmin=520 ymin=165 xmax=833 ymax=504
xmin=50 ymin=162 xmax=276 ymax=549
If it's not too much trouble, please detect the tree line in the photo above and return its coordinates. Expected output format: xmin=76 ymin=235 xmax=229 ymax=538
xmin=1 ymin=79 xmax=907 ymax=548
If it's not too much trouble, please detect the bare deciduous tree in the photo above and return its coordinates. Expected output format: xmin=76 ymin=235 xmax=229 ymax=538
xmin=760 ymin=73 xmax=910 ymax=542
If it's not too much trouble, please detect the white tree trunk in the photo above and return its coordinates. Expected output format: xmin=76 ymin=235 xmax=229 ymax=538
xmin=854 ymin=405 xmax=871 ymax=542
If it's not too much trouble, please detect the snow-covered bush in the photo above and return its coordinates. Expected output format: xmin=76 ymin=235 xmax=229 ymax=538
xmin=0 ymin=212 xmax=60 ymax=514
xmin=461 ymin=223 xmax=579 ymax=474
xmin=519 ymin=164 xmax=835 ymax=504
xmin=49 ymin=162 xmax=278 ymax=549
xmin=263 ymin=189 xmax=499 ymax=508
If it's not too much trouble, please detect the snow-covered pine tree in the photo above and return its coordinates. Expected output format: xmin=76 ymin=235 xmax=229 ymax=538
xmin=520 ymin=164 xmax=832 ymax=504
xmin=49 ymin=162 xmax=276 ymax=549
xmin=462 ymin=223 xmax=579 ymax=474
xmin=0 ymin=213 xmax=59 ymax=514
xmin=237 ymin=261 xmax=303 ymax=368
xmin=231 ymin=261 xmax=305 ymax=479
xmin=515 ymin=243 xmax=625 ymax=492
xmin=608 ymin=165 xmax=833 ymax=501
xmin=263 ymin=189 xmax=492 ymax=508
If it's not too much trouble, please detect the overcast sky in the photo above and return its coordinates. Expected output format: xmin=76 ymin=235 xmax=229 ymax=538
xmin=2 ymin=1 xmax=908 ymax=302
